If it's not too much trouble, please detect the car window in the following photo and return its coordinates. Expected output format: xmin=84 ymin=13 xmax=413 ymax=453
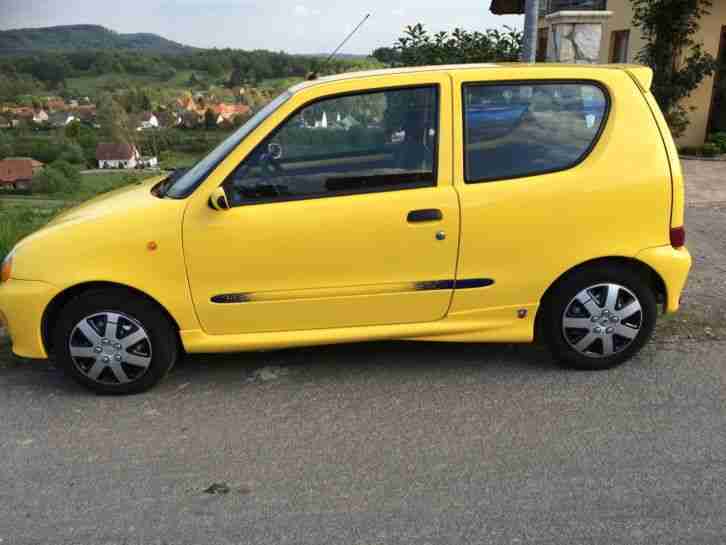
xmin=165 ymin=91 xmax=292 ymax=198
xmin=222 ymin=86 xmax=438 ymax=206
xmin=463 ymin=82 xmax=608 ymax=183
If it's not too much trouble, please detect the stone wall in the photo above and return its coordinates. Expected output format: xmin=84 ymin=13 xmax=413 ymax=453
xmin=545 ymin=10 xmax=612 ymax=64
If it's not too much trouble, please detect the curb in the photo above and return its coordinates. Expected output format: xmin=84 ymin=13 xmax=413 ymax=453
xmin=680 ymin=155 xmax=726 ymax=162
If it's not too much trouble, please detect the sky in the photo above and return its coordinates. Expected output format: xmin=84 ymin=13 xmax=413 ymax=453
xmin=0 ymin=0 xmax=522 ymax=55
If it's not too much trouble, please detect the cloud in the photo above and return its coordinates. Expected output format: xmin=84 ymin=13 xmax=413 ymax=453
xmin=294 ymin=4 xmax=308 ymax=16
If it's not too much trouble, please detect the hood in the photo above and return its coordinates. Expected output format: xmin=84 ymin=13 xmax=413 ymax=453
xmin=47 ymin=175 xmax=167 ymax=228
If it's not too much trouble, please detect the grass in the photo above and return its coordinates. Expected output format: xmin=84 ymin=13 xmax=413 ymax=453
xmin=0 ymin=170 xmax=158 ymax=261
xmin=0 ymin=203 xmax=66 ymax=261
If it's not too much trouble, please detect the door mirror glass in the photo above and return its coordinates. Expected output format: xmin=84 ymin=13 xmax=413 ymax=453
xmin=209 ymin=186 xmax=231 ymax=211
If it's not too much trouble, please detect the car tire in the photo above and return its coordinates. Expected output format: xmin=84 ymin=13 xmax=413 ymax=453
xmin=53 ymin=288 xmax=179 ymax=395
xmin=543 ymin=265 xmax=657 ymax=371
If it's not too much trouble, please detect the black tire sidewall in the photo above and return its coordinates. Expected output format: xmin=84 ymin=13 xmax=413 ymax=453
xmin=544 ymin=266 xmax=657 ymax=370
xmin=53 ymin=289 xmax=178 ymax=395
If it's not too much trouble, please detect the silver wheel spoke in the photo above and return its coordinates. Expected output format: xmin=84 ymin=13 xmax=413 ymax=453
xmin=574 ymin=292 xmax=601 ymax=317
xmin=77 ymin=320 xmax=102 ymax=345
xmin=86 ymin=360 xmax=106 ymax=381
xmin=563 ymin=317 xmax=592 ymax=329
xmin=604 ymin=284 xmax=619 ymax=312
xmin=109 ymin=363 xmax=129 ymax=383
xmin=69 ymin=346 xmax=97 ymax=359
xmin=124 ymin=353 xmax=152 ymax=368
xmin=574 ymin=332 xmax=598 ymax=353
xmin=120 ymin=330 xmax=147 ymax=349
xmin=103 ymin=314 xmax=122 ymax=341
xmin=619 ymin=301 xmax=642 ymax=321
xmin=615 ymin=323 xmax=638 ymax=340
xmin=601 ymin=335 xmax=615 ymax=356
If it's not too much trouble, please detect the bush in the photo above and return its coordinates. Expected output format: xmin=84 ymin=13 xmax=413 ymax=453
xmin=707 ymin=132 xmax=726 ymax=153
xmin=49 ymin=159 xmax=82 ymax=190
xmin=31 ymin=167 xmax=70 ymax=194
xmin=31 ymin=160 xmax=82 ymax=194
xmin=679 ymin=146 xmax=701 ymax=156
xmin=701 ymin=142 xmax=721 ymax=157
xmin=58 ymin=141 xmax=85 ymax=164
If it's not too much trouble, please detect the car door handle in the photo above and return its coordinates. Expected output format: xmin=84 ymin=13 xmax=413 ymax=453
xmin=407 ymin=209 xmax=443 ymax=223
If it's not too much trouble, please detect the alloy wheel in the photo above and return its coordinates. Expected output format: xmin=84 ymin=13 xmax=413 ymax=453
xmin=561 ymin=283 xmax=643 ymax=359
xmin=68 ymin=312 xmax=153 ymax=385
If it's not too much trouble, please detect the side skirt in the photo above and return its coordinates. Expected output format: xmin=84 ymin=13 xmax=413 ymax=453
xmin=180 ymin=304 xmax=538 ymax=353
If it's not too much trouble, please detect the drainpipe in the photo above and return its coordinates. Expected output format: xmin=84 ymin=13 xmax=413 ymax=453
xmin=520 ymin=0 xmax=540 ymax=63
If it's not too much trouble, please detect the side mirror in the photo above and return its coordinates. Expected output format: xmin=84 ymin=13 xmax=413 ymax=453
xmin=208 ymin=186 xmax=230 ymax=211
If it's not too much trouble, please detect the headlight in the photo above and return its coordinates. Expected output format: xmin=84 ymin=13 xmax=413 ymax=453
xmin=0 ymin=249 xmax=14 ymax=283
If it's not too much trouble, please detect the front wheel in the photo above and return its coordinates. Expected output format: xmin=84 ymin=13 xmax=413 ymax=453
xmin=53 ymin=289 xmax=179 ymax=395
xmin=543 ymin=266 xmax=657 ymax=370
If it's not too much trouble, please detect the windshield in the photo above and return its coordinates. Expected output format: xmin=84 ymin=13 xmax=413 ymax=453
xmin=165 ymin=91 xmax=292 ymax=198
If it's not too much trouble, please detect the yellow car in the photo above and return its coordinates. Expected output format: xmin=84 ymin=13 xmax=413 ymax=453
xmin=0 ymin=64 xmax=691 ymax=394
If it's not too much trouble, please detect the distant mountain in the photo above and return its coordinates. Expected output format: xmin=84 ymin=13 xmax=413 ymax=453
xmin=0 ymin=24 xmax=194 ymax=54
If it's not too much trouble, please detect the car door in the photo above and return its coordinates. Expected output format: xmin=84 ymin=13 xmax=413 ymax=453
xmin=449 ymin=67 xmax=671 ymax=321
xmin=182 ymin=74 xmax=460 ymax=335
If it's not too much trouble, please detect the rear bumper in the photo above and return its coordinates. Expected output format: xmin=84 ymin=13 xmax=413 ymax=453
xmin=636 ymin=245 xmax=692 ymax=313
xmin=0 ymin=279 xmax=59 ymax=359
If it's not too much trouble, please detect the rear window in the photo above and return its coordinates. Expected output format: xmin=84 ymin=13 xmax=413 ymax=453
xmin=463 ymin=82 xmax=609 ymax=183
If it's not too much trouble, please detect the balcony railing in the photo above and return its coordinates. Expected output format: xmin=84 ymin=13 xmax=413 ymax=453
xmin=542 ymin=0 xmax=608 ymax=14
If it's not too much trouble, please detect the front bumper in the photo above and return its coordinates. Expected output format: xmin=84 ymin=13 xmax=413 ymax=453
xmin=636 ymin=245 xmax=692 ymax=313
xmin=0 ymin=279 xmax=59 ymax=359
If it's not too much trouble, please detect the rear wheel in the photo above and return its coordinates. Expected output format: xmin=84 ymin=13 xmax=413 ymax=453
xmin=53 ymin=289 xmax=178 ymax=394
xmin=543 ymin=266 xmax=657 ymax=370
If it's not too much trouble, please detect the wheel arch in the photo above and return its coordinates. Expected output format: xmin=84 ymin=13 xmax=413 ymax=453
xmin=41 ymin=281 xmax=182 ymax=356
xmin=534 ymin=256 xmax=667 ymax=342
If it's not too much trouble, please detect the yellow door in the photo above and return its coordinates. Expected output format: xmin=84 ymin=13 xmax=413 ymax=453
xmin=183 ymin=76 xmax=460 ymax=335
xmin=449 ymin=67 xmax=672 ymax=317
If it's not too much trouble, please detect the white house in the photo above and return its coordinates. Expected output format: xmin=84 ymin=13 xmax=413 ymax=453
xmin=136 ymin=112 xmax=160 ymax=131
xmin=32 ymin=110 xmax=49 ymax=124
xmin=96 ymin=143 xmax=141 ymax=169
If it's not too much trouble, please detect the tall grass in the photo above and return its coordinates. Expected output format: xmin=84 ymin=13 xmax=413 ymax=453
xmin=0 ymin=203 xmax=66 ymax=262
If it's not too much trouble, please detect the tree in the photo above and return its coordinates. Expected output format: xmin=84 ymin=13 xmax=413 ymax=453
xmin=204 ymin=108 xmax=218 ymax=130
xmin=372 ymin=47 xmax=402 ymax=65
xmin=228 ymin=62 xmax=244 ymax=88
xmin=97 ymin=93 xmax=134 ymax=144
xmin=65 ymin=119 xmax=82 ymax=139
xmin=392 ymin=24 xmax=522 ymax=67
xmin=632 ymin=0 xmax=718 ymax=137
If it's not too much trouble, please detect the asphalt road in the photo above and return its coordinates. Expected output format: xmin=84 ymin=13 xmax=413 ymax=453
xmin=1 ymin=162 xmax=725 ymax=544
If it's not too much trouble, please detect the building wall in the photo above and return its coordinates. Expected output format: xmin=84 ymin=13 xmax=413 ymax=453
xmin=600 ymin=0 xmax=726 ymax=147
xmin=99 ymin=159 xmax=138 ymax=169
xmin=537 ymin=2 xmax=725 ymax=147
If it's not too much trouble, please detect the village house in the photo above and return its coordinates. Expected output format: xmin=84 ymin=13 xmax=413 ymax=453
xmin=0 ymin=157 xmax=44 ymax=191
xmin=136 ymin=111 xmax=160 ymax=131
xmin=96 ymin=143 xmax=141 ymax=169
xmin=47 ymin=112 xmax=77 ymax=128
xmin=490 ymin=0 xmax=726 ymax=147
xmin=209 ymin=103 xmax=251 ymax=125
xmin=32 ymin=109 xmax=49 ymax=124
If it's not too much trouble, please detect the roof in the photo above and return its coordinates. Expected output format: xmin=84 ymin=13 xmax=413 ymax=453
xmin=489 ymin=0 xmax=525 ymax=14
xmin=96 ymin=143 xmax=137 ymax=161
xmin=0 ymin=158 xmax=42 ymax=184
xmin=289 ymin=63 xmax=650 ymax=93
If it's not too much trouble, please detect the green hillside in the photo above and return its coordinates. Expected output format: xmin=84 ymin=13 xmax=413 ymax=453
xmin=0 ymin=24 xmax=193 ymax=54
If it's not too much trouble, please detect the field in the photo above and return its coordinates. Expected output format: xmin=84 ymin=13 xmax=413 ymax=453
xmin=0 ymin=170 xmax=152 ymax=261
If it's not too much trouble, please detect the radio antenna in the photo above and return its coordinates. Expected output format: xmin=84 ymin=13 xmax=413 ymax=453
xmin=308 ymin=13 xmax=371 ymax=80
